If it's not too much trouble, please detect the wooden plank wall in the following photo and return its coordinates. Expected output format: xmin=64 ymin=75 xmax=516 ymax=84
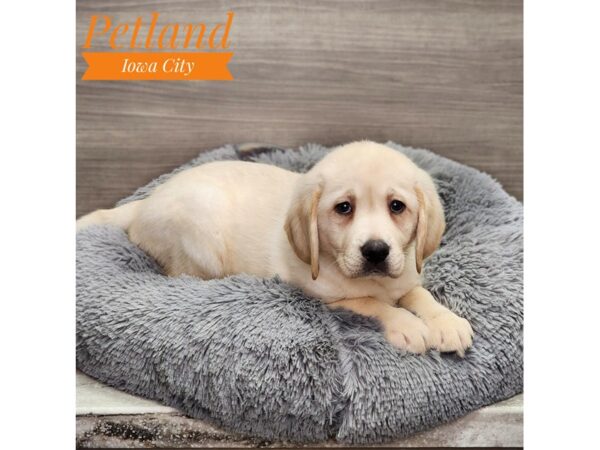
xmin=77 ymin=0 xmax=522 ymax=216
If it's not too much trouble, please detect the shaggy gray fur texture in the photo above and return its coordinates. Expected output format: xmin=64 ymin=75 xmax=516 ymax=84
xmin=76 ymin=143 xmax=523 ymax=444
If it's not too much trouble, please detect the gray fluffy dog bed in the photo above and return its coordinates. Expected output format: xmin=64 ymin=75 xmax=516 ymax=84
xmin=76 ymin=142 xmax=523 ymax=444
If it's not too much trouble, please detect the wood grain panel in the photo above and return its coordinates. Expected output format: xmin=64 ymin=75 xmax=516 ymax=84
xmin=77 ymin=0 xmax=522 ymax=216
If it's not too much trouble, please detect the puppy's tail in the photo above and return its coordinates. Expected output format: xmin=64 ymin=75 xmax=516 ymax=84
xmin=76 ymin=200 xmax=142 ymax=232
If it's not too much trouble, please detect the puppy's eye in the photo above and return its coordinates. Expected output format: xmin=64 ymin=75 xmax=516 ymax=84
xmin=334 ymin=201 xmax=353 ymax=215
xmin=389 ymin=199 xmax=406 ymax=214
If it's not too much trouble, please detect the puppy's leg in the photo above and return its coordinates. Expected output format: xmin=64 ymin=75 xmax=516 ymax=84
xmin=328 ymin=297 xmax=429 ymax=354
xmin=398 ymin=286 xmax=473 ymax=356
xmin=127 ymin=197 xmax=230 ymax=280
xmin=76 ymin=201 xmax=141 ymax=232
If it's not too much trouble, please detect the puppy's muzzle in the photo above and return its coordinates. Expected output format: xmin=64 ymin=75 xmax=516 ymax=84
xmin=360 ymin=240 xmax=390 ymax=274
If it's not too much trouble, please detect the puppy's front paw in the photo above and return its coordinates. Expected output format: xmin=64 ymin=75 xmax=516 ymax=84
xmin=383 ymin=308 xmax=430 ymax=354
xmin=425 ymin=312 xmax=473 ymax=357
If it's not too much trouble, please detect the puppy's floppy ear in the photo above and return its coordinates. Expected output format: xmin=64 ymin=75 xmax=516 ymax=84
xmin=414 ymin=177 xmax=446 ymax=274
xmin=284 ymin=178 xmax=323 ymax=280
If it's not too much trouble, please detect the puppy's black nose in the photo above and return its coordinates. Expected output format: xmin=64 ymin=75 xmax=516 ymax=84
xmin=360 ymin=240 xmax=390 ymax=264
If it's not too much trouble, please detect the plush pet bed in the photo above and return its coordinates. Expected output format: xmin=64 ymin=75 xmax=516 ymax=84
xmin=76 ymin=142 xmax=523 ymax=444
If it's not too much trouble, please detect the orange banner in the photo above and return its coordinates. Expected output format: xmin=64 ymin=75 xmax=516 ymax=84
xmin=82 ymin=52 xmax=233 ymax=80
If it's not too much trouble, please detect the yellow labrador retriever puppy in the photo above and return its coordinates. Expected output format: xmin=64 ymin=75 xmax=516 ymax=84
xmin=77 ymin=141 xmax=473 ymax=355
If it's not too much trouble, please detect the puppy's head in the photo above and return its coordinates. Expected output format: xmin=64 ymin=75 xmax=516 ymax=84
xmin=284 ymin=141 xmax=445 ymax=280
